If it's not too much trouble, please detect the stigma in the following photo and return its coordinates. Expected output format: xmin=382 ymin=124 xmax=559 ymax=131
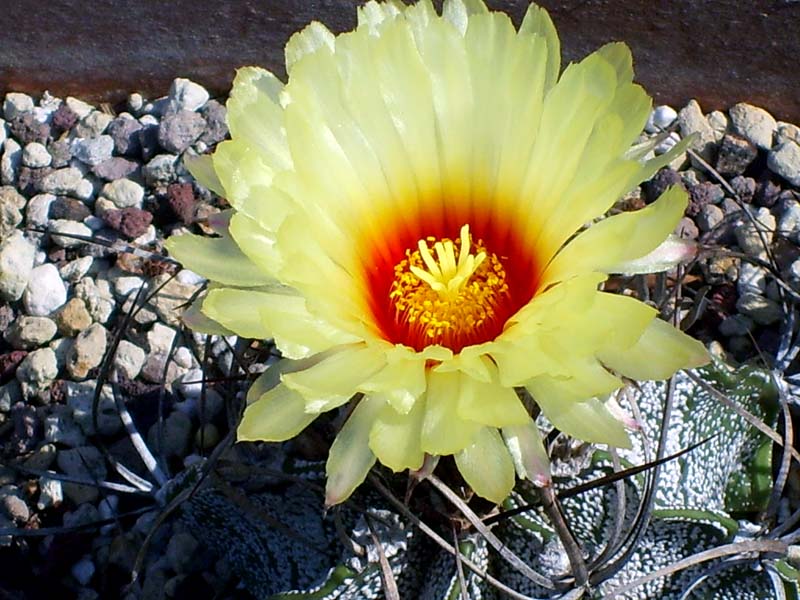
xmin=389 ymin=224 xmax=510 ymax=352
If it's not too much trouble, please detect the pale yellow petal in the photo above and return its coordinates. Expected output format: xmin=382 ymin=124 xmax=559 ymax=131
xmin=544 ymin=185 xmax=688 ymax=283
xmin=502 ymin=420 xmax=551 ymax=485
xmin=519 ymin=3 xmax=560 ymax=91
xmin=238 ymin=383 xmax=317 ymax=442
xmin=456 ymin=365 xmax=529 ymax=428
xmin=285 ymin=21 xmax=335 ymax=73
xmin=180 ymin=294 xmax=234 ymax=336
xmin=325 ymin=395 xmax=382 ymax=505
xmin=282 ymin=345 xmax=386 ymax=413
xmin=184 ymin=153 xmax=225 ymax=196
xmin=599 ymin=317 xmax=709 ymax=381
xmin=455 ymin=427 xmax=515 ymax=504
xmin=421 ymin=370 xmax=481 ymax=456
xmin=368 ymin=395 xmax=426 ymax=472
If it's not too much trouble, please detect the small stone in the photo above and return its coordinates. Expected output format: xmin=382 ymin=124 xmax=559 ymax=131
xmin=71 ymin=135 xmax=114 ymax=166
xmin=0 ymin=353 xmax=25 ymax=388
xmin=158 ymin=110 xmax=205 ymax=154
xmin=49 ymin=219 xmax=93 ymax=248
xmin=729 ymin=102 xmax=777 ymax=150
xmin=102 ymin=207 xmax=153 ymax=239
xmin=5 ymin=316 xmax=57 ymax=350
xmin=9 ymin=114 xmax=50 ymax=145
xmin=166 ymin=182 xmax=197 ymax=223
xmin=91 ymin=157 xmax=139 ymax=181
xmin=21 ymin=142 xmax=52 ymax=168
xmin=23 ymin=442 xmax=56 ymax=470
xmin=65 ymin=97 xmax=93 ymax=119
xmin=37 ymin=476 xmax=63 ymax=510
xmin=177 ymin=368 xmax=204 ymax=400
xmin=148 ymin=411 xmax=192 ymax=459
xmin=0 ymin=194 xmax=22 ymax=242
xmin=676 ymin=216 xmax=699 ymax=240
xmin=167 ymin=532 xmax=200 ymax=574
xmin=0 ymin=232 xmax=35 ymax=301
xmin=147 ymin=273 xmax=200 ymax=326
xmin=113 ymin=341 xmax=146 ymax=380
xmin=143 ymin=154 xmax=178 ymax=185
xmin=56 ymin=298 xmax=93 ymax=336
xmin=66 ymin=323 xmax=108 ymax=379
xmin=23 ymin=263 xmax=67 ymax=316
xmin=755 ymin=177 xmax=782 ymax=207
xmin=767 ymin=141 xmax=800 ymax=187
xmin=737 ymin=262 xmax=768 ymax=295
xmin=3 ymin=93 xmax=34 ymax=119
xmin=779 ymin=200 xmax=800 ymax=243
xmin=645 ymin=104 xmax=678 ymax=133
xmin=16 ymin=347 xmax=58 ymax=385
xmin=75 ymin=110 xmax=113 ymax=138
xmin=137 ymin=121 xmax=160 ymax=161
xmin=63 ymin=502 xmax=99 ymax=528
xmin=65 ymin=381 xmax=121 ymax=437
xmin=703 ymin=255 xmax=739 ymax=284
xmin=687 ymin=182 xmax=725 ymax=217
xmin=731 ymin=176 xmax=757 ymax=203
xmin=168 ymin=78 xmax=210 ymax=113
xmin=71 ymin=556 xmax=95 ymax=586
xmin=74 ymin=277 xmax=115 ymax=323
xmin=51 ymin=104 xmax=79 ymax=134
xmin=195 ymin=423 xmax=220 ymax=450
xmin=128 ymin=93 xmax=144 ymax=113
xmin=107 ymin=116 xmax=143 ymax=156
xmin=2 ymin=494 xmax=30 ymax=524
xmin=47 ymin=139 xmax=72 ymax=168
xmin=719 ymin=314 xmax=754 ymax=337
xmin=56 ymin=446 xmax=107 ymax=504
xmin=776 ymin=122 xmax=800 ymax=146
xmin=715 ymin=134 xmax=757 ymax=176
xmin=1 ymin=138 xmax=22 ymax=185
xmin=707 ymin=110 xmax=729 ymax=140
xmin=735 ymin=207 xmax=776 ymax=257
xmin=100 ymin=178 xmax=144 ymax=209
xmin=199 ymin=100 xmax=228 ymax=146
xmin=736 ymin=292 xmax=782 ymax=325
xmin=677 ymin=99 xmax=717 ymax=167
xmin=44 ymin=404 xmax=85 ymax=447
xmin=59 ymin=256 xmax=94 ymax=283
xmin=40 ymin=167 xmax=84 ymax=196
xmin=643 ymin=168 xmax=684 ymax=204
xmin=49 ymin=197 xmax=91 ymax=221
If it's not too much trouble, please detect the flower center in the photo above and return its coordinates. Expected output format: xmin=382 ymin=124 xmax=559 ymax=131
xmin=389 ymin=224 xmax=510 ymax=351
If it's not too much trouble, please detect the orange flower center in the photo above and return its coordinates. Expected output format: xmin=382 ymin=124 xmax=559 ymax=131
xmin=389 ymin=225 xmax=510 ymax=351
xmin=365 ymin=208 xmax=541 ymax=354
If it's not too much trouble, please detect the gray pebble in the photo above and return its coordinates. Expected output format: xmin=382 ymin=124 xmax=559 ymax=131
xmin=47 ymin=140 xmax=72 ymax=168
xmin=66 ymin=322 xmax=108 ymax=379
xmin=23 ymin=263 xmax=67 ymax=316
xmin=22 ymin=142 xmax=52 ymax=168
xmin=736 ymin=292 xmax=782 ymax=325
xmin=0 ymin=231 xmax=35 ymax=301
xmin=113 ymin=340 xmax=146 ymax=380
xmin=5 ymin=316 xmax=57 ymax=349
xmin=36 ymin=476 xmax=63 ymax=510
xmin=707 ymin=110 xmax=729 ymax=140
xmin=0 ymin=381 xmax=22 ymax=412
xmin=0 ymin=193 xmax=22 ymax=241
xmin=71 ymin=135 xmax=114 ymax=166
xmin=92 ymin=157 xmax=139 ymax=181
xmin=735 ymin=207 xmax=775 ymax=257
xmin=44 ymin=405 xmax=86 ymax=448
xmin=177 ymin=368 xmax=204 ymax=400
xmin=158 ymin=110 xmax=205 ymax=153
xmin=100 ymin=178 xmax=144 ymax=209
xmin=128 ymin=93 xmax=144 ymax=113
xmin=1 ymin=139 xmax=21 ymax=185
xmin=148 ymin=410 xmax=192 ymax=459
xmin=143 ymin=154 xmax=178 ymax=185
xmin=66 ymin=381 xmax=121 ymax=437
xmin=49 ymin=219 xmax=93 ymax=248
xmin=56 ymin=446 xmax=107 ymax=504
xmin=25 ymin=193 xmax=56 ymax=228
xmin=676 ymin=215 xmax=699 ymax=240
xmin=715 ymin=134 xmax=757 ymax=176
xmin=2 ymin=492 xmax=30 ymax=523
xmin=59 ymin=256 xmax=94 ymax=283
xmin=3 ymin=93 xmax=34 ymax=120
xmin=767 ymin=141 xmax=800 ymax=187
xmin=737 ymin=262 xmax=768 ymax=295
xmin=776 ymin=122 xmax=800 ymax=146
xmin=75 ymin=110 xmax=112 ymax=138
xmin=63 ymin=502 xmax=100 ymax=528
xmin=778 ymin=200 xmax=800 ymax=243
xmin=729 ymin=102 xmax=777 ymax=150
xmin=677 ymin=100 xmax=716 ymax=167
xmin=107 ymin=116 xmax=143 ymax=156
xmin=64 ymin=97 xmax=93 ymax=119
xmin=167 ymin=531 xmax=200 ymax=573
xmin=40 ymin=167 xmax=84 ymax=196
xmin=74 ymin=277 xmax=115 ymax=323
xmin=199 ymin=100 xmax=228 ymax=146
xmin=71 ymin=556 xmax=95 ymax=586
xmin=696 ymin=203 xmax=724 ymax=232
xmin=168 ymin=78 xmax=210 ymax=113
xmin=645 ymin=104 xmax=677 ymax=133
xmin=16 ymin=347 xmax=58 ymax=385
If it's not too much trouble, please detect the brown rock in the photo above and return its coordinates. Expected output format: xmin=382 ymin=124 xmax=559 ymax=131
xmin=56 ymin=297 xmax=92 ymax=337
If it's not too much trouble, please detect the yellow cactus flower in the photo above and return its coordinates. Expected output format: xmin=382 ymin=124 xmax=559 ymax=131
xmin=167 ymin=0 xmax=708 ymax=506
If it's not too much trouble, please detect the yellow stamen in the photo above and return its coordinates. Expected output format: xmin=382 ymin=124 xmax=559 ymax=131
xmin=389 ymin=224 xmax=509 ymax=350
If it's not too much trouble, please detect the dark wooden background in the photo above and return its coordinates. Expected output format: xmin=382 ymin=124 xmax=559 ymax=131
xmin=0 ymin=1 xmax=798 ymax=121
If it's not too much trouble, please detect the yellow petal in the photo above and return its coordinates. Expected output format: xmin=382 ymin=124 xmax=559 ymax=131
xmin=455 ymin=427 xmax=515 ymax=504
xmin=238 ymin=383 xmax=317 ymax=442
xmin=368 ymin=395 xmax=426 ymax=472
xmin=519 ymin=3 xmax=560 ymax=91
xmin=180 ymin=294 xmax=234 ymax=336
xmin=325 ymin=395 xmax=382 ymax=506
xmin=544 ymin=185 xmax=688 ymax=283
xmin=282 ymin=345 xmax=386 ymax=413
xmin=456 ymin=364 xmax=529 ymax=428
xmin=165 ymin=231 xmax=275 ymax=287
xmin=421 ymin=370 xmax=481 ymax=455
xmin=184 ymin=153 xmax=225 ymax=196
xmin=502 ymin=420 xmax=551 ymax=485
xmin=599 ymin=317 xmax=709 ymax=381
xmin=285 ymin=21 xmax=335 ymax=73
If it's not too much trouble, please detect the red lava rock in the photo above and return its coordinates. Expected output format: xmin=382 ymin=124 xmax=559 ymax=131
xmin=51 ymin=104 xmax=79 ymax=135
xmin=755 ymin=176 xmax=782 ymax=208
xmin=102 ymin=207 xmax=153 ymax=239
xmin=9 ymin=113 xmax=50 ymax=145
xmin=10 ymin=401 xmax=39 ymax=454
xmin=687 ymin=182 xmax=725 ymax=217
xmin=0 ymin=350 xmax=27 ymax=384
xmin=715 ymin=134 xmax=758 ymax=177
xmin=730 ymin=176 xmax=756 ymax=203
xmin=166 ymin=182 xmax=197 ymax=224
xmin=91 ymin=156 xmax=139 ymax=181
xmin=49 ymin=197 xmax=91 ymax=221
xmin=643 ymin=167 xmax=684 ymax=204
xmin=17 ymin=165 xmax=53 ymax=196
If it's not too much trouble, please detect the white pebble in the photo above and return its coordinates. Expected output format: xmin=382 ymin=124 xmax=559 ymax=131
xmin=23 ymin=263 xmax=67 ymax=316
xmin=21 ymin=142 xmax=52 ymax=168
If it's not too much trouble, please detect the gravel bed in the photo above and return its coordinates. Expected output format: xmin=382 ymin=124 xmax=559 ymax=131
xmin=0 ymin=79 xmax=797 ymax=599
